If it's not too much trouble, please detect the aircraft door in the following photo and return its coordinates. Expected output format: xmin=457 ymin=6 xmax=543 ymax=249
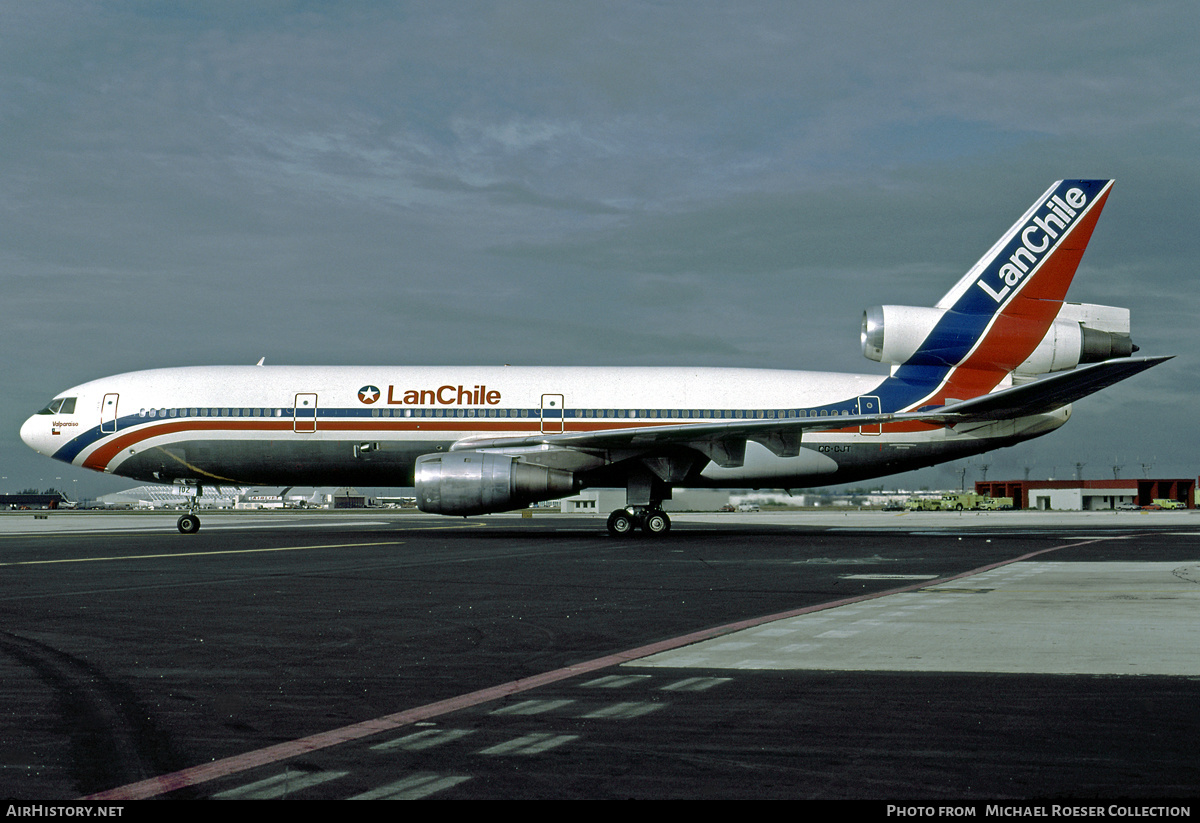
xmin=294 ymin=393 xmax=318 ymax=433
xmin=101 ymin=393 xmax=119 ymax=433
xmin=541 ymin=394 xmax=564 ymax=434
xmin=857 ymin=395 xmax=881 ymax=435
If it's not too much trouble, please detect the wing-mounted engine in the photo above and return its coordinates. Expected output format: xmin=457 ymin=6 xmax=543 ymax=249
xmin=414 ymin=451 xmax=577 ymax=515
xmin=862 ymin=302 xmax=1136 ymax=375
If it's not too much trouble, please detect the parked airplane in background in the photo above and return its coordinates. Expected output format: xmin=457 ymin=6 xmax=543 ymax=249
xmin=21 ymin=180 xmax=1167 ymax=535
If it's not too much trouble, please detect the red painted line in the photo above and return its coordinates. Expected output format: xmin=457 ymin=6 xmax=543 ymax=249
xmin=82 ymin=537 xmax=1108 ymax=800
xmin=82 ymin=420 xmax=290 ymax=471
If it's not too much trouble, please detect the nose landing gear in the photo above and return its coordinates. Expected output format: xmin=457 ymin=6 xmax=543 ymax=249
xmin=177 ymin=482 xmax=203 ymax=534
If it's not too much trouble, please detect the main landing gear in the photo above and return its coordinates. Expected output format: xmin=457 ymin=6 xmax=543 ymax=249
xmin=606 ymin=507 xmax=671 ymax=537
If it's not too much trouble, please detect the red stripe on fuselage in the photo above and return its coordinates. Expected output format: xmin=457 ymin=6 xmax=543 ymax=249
xmin=79 ymin=418 xmax=691 ymax=472
xmin=79 ymin=416 xmax=924 ymax=474
xmin=82 ymin=420 xmax=291 ymax=471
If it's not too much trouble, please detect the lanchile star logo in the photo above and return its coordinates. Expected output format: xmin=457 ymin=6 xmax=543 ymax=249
xmin=358 ymin=385 xmax=381 ymax=404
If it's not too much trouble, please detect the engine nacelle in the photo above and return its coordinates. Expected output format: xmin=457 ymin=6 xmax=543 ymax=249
xmin=1014 ymin=303 xmax=1135 ymax=375
xmin=414 ymin=451 xmax=577 ymax=515
xmin=862 ymin=302 xmax=1135 ymax=374
xmin=861 ymin=305 xmax=958 ymax=366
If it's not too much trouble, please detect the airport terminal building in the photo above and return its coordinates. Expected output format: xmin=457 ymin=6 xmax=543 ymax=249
xmin=975 ymin=478 xmax=1196 ymax=510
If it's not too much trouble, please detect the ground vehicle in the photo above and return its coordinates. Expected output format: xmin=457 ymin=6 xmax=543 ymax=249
xmin=906 ymin=493 xmax=1011 ymax=511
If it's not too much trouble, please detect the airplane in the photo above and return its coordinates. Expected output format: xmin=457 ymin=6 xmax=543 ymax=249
xmin=20 ymin=179 xmax=1169 ymax=536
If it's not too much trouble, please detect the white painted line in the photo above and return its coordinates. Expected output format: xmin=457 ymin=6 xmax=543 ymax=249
xmin=477 ymin=733 xmax=578 ymax=755
xmin=489 ymin=699 xmax=575 ymax=716
xmin=661 ymin=677 xmax=731 ymax=692
xmin=350 ymin=773 xmax=471 ymax=799
xmin=370 ymin=728 xmax=474 ymax=752
xmin=212 ymin=770 xmax=348 ymax=799
xmin=579 ymin=675 xmax=651 ymax=688
xmin=580 ymin=702 xmax=665 ymax=719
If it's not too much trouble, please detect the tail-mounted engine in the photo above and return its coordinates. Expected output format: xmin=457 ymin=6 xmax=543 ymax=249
xmin=415 ymin=451 xmax=577 ymax=515
xmin=862 ymin=302 xmax=1135 ymax=375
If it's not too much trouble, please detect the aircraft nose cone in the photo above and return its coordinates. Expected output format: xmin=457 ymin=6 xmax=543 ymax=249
xmin=20 ymin=415 xmax=48 ymax=456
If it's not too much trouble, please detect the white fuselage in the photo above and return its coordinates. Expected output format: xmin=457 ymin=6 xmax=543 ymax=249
xmin=20 ymin=364 xmax=1067 ymax=491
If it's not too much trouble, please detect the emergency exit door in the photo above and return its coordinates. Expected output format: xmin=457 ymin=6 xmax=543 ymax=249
xmin=294 ymin=393 xmax=318 ymax=432
xmin=541 ymin=394 xmax=564 ymax=434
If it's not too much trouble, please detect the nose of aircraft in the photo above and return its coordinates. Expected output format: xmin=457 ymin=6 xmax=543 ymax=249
xmin=19 ymin=414 xmax=50 ymax=456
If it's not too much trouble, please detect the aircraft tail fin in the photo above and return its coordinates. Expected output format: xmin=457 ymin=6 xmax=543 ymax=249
xmin=930 ymin=179 xmax=1115 ymax=401
xmin=936 ymin=180 xmax=1114 ymax=314
xmin=865 ymin=180 xmax=1120 ymax=410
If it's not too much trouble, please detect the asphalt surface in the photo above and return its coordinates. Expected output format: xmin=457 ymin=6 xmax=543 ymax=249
xmin=1 ymin=509 xmax=1198 ymax=801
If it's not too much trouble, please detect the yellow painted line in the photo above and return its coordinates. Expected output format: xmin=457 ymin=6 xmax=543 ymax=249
xmin=0 ymin=540 xmax=405 ymax=567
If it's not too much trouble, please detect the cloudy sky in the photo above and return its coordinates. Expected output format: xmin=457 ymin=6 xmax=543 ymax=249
xmin=3 ymin=1 xmax=1197 ymax=497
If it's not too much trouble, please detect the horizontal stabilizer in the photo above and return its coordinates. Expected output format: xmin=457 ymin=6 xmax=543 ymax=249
xmin=935 ymin=355 xmax=1172 ymax=421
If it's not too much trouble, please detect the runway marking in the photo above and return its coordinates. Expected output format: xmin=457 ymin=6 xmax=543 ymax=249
xmin=0 ymin=540 xmax=406 ymax=567
xmin=477 ymin=733 xmax=578 ymax=755
xmin=211 ymin=769 xmax=348 ymax=799
xmin=660 ymin=677 xmax=730 ymax=692
xmin=580 ymin=701 xmax=665 ymax=719
xmin=581 ymin=674 xmax=651 ymax=688
xmin=489 ymin=699 xmax=575 ymax=716
xmin=83 ymin=536 xmax=1114 ymax=801
xmin=350 ymin=773 xmax=472 ymax=800
xmin=0 ymin=517 xmax=486 ymax=538
xmin=370 ymin=728 xmax=475 ymax=752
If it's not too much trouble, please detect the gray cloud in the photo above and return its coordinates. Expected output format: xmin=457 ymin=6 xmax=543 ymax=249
xmin=3 ymin=1 xmax=1197 ymax=495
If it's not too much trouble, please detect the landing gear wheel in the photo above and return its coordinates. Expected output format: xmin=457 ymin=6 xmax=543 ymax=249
xmin=607 ymin=510 xmax=636 ymax=537
xmin=177 ymin=514 xmax=201 ymax=534
xmin=642 ymin=510 xmax=671 ymax=536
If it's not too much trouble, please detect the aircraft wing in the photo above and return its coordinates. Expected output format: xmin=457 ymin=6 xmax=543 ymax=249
xmin=450 ymin=355 xmax=1171 ymax=465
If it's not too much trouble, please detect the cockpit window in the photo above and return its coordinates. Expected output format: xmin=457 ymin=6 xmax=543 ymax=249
xmin=36 ymin=397 xmax=76 ymax=415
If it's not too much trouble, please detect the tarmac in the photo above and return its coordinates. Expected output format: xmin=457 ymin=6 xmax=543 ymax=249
xmin=1 ymin=508 xmax=1197 ymax=801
